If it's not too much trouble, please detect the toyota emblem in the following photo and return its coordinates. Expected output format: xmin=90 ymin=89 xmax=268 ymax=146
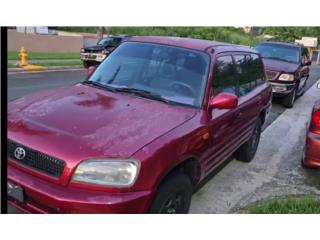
xmin=14 ymin=147 xmax=26 ymax=160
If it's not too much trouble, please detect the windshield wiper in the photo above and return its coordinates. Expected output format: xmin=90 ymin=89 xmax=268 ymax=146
xmin=114 ymin=87 xmax=172 ymax=104
xmin=83 ymin=81 xmax=116 ymax=92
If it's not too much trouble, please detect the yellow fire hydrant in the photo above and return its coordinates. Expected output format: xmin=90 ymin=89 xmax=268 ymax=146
xmin=19 ymin=47 xmax=28 ymax=67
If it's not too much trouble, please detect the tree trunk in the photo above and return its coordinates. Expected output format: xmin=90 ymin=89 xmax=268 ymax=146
xmin=96 ymin=27 xmax=104 ymax=41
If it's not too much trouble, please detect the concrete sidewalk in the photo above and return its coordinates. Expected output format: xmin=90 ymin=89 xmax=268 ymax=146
xmin=190 ymin=81 xmax=320 ymax=213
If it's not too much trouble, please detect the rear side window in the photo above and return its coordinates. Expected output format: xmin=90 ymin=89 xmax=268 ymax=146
xmin=233 ymin=53 xmax=265 ymax=97
xmin=212 ymin=55 xmax=237 ymax=95
xmin=233 ymin=54 xmax=251 ymax=96
xmin=248 ymin=54 xmax=265 ymax=86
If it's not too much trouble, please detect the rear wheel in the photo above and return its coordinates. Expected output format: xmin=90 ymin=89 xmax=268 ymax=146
xmin=282 ymin=86 xmax=297 ymax=108
xmin=235 ymin=119 xmax=262 ymax=162
xmin=149 ymin=174 xmax=192 ymax=214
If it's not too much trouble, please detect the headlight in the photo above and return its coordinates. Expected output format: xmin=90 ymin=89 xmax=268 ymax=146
xmin=80 ymin=48 xmax=85 ymax=53
xmin=278 ymin=73 xmax=294 ymax=81
xmin=102 ymin=49 xmax=109 ymax=54
xmin=72 ymin=159 xmax=139 ymax=187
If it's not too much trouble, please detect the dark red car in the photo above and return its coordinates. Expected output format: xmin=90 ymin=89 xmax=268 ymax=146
xmin=303 ymin=82 xmax=320 ymax=168
xmin=7 ymin=36 xmax=272 ymax=213
xmin=255 ymin=41 xmax=311 ymax=108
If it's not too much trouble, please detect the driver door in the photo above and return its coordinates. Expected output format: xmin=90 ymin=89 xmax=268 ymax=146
xmin=205 ymin=54 xmax=240 ymax=173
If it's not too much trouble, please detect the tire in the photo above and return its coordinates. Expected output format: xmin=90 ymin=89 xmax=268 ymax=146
xmin=301 ymin=144 xmax=307 ymax=168
xmin=297 ymin=80 xmax=307 ymax=97
xmin=235 ymin=118 xmax=262 ymax=162
xmin=83 ymin=61 xmax=90 ymax=68
xmin=149 ymin=174 xmax=192 ymax=214
xmin=282 ymin=86 xmax=297 ymax=108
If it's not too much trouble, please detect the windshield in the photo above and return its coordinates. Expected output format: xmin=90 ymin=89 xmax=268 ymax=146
xmin=98 ymin=38 xmax=113 ymax=45
xmin=88 ymin=42 xmax=210 ymax=107
xmin=255 ymin=44 xmax=300 ymax=64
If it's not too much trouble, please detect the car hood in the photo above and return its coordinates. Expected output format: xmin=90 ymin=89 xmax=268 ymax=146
xmin=83 ymin=44 xmax=110 ymax=51
xmin=8 ymin=84 xmax=197 ymax=165
xmin=262 ymin=58 xmax=300 ymax=73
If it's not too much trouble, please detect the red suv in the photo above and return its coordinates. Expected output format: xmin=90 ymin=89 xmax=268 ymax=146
xmin=7 ymin=36 xmax=272 ymax=213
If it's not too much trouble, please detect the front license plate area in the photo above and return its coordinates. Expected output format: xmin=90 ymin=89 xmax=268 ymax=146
xmin=272 ymin=85 xmax=287 ymax=93
xmin=7 ymin=181 xmax=24 ymax=203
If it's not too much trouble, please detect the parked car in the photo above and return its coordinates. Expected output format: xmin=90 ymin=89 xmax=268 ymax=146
xmin=302 ymin=81 xmax=320 ymax=168
xmin=7 ymin=36 xmax=272 ymax=214
xmin=255 ymin=41 xmax=311 ymax=108
xmin=80 ymin=35 xmax=129 ymax=68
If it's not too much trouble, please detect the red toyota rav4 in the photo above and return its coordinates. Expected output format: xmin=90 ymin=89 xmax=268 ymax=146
xmin=8 ymin=36 xmax=272 ymax=213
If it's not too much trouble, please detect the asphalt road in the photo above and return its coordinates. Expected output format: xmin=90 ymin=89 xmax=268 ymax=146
xmin=8 ymin=65 xmax=320 ymax=131
xmin=8 ymin=69 xmax=87 ymax=101
xmin=6 ymin=64 xmax=320 ymax=213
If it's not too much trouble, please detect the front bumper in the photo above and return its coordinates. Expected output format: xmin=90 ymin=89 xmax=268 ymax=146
xmin=303 ymin=131 xmax=320 ymax=168
xmin=7 ymin=164 xmax=153 ymax=213
xmin=80 ymin=53 xmax=106 ymax=62
xmin=270 ymin=82 xmax=296 ymax=97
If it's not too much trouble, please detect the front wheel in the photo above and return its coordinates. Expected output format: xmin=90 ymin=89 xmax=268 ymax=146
xmin=282 ymin=86 xmax=297 ymax=108
xmin=149 ymin=174 xmax=192 ymax=214
xmin=235 ymin=118 xmax=262 ymax=162
xmin=297 ymin=80 xmax=307 ymax=97
xmin=83 ymin=61 xmax=90 ymax=68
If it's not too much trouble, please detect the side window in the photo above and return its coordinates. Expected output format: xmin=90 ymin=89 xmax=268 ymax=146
xmin=212 ymin=55 xmax=237 ymax=95
xmin=248 ymin=54 xmax=265 ymax=87
xmin=234 ymin=54 xmax=251 ymax=96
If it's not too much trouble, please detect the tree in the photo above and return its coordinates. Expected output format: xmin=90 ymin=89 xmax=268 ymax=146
xmin=264 ymin=27 xmax=320 ymax=44
xmin=96 ymin=27 xmax=104 ymax=41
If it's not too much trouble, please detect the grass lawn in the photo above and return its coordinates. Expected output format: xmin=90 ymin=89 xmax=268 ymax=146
xmin=242 ymin=196 xmax=320 ymax=214
xmin=8 ymin=60 xmax=82 ymax=68
xmin=8 ymin=51 xmax=80 ymax=60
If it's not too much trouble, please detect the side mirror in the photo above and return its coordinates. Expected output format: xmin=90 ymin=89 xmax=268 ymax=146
xmin=87 ymin=65 xmax=97 ymax=76
xmin=317 ymin=81 xmax=320 ymax=89
xmin=209 ymin=93 xmax=238 ymax=110
xmin=302 ymin=59 xmax=312 ymax=66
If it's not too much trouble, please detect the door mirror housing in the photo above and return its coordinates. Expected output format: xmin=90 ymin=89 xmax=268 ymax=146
xmin=87 ymin=65 xmax=97 ymax=76
xmin=209 ymin=93 xmax=238 ymax=110
xmin=317 ymin=81 xmax=320 ymax=89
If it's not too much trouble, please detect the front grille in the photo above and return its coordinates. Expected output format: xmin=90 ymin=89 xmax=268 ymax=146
xmin=265 ymin=70 xmax=279 ymax=81
xmin=8 ymin=140 xmax=65 ymax=177
xmin=87 ymin=49 xmax=100 ymax=54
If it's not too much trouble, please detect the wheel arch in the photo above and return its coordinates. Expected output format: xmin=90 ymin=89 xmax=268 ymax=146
xmin=155 ymin=157 xmax=200 ymax=190
xmin=259 ymin=109 xmax=267 ymax=125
